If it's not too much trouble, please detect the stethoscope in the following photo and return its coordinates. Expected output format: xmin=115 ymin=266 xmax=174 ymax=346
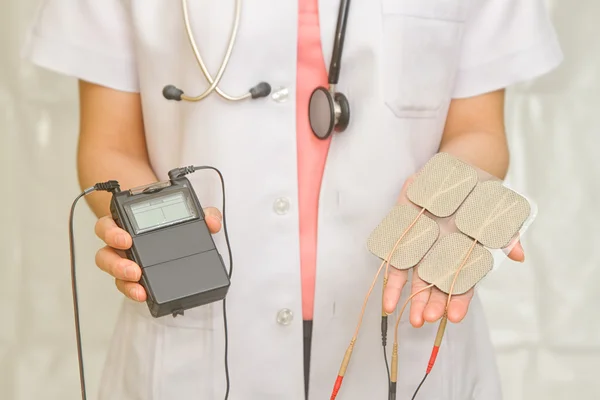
xmin=163 ymin=0 xmax=351 ymax=141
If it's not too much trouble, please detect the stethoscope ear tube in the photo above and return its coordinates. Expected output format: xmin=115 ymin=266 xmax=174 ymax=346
xmin=163 ymin=85 xmax=184 ymax=101
xmin=165 ymin=0 xmax=351 ymax=140
xmin=249 ymin=82 xmax=272 ymax=99
xmin=163 ymin=0 xmax=271 ymax=103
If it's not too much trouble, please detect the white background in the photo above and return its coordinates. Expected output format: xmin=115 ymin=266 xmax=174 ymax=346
xmin=1 ymin=1 xmax=598 ymax=399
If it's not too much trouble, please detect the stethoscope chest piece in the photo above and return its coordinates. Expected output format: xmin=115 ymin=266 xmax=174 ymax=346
xmin=309 ymin=86 xmax=351 ymax=140
xmin=308 ymin=0 xmax=352 ymax=140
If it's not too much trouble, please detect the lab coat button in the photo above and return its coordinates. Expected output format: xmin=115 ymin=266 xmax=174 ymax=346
xmin=271 ymin=87 xmax=289 ymax=103
xmin=273 ymin=197 xmax=290 ymax=215
xmin=276 ymin=308 xmax=294 ymax=326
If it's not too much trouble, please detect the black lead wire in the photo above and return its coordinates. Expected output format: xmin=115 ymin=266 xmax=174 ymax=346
xmin=69 ymin=182 xmax=120 ymax=399
xmin=411 ymin=373 xmax=429 ymax=400
xmin=69 ymin=189 xmax=94 ymax=400
xmin=383 ymin=343 xmax=391 ymax=386
xmin=383 ymin=344 xmax=392 ymax=399
xmin=382 ymin=315 xmax=391 ymax=396
xmin=190 ymin=166 xmax=234 ymax=400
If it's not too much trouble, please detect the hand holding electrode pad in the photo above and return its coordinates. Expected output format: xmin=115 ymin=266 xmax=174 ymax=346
xmin=367 ymin=152 xmax=535 ymax=294
xmin=354 ymin=152 xmax=536 ymax=400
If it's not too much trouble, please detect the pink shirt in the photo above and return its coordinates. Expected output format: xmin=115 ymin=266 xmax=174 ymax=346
xmin=297 ymin=0 xmax=330 ymax=321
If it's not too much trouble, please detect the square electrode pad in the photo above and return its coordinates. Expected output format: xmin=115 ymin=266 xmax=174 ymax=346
xmin=418 ymin=233 xmax=493 ymax=295
xmin=367 ymin=204 xmax=439 ymax=270
xmin=454 ymin=180 xmax=531 ymax=249
xmin=406 ymin=152 xmax=478 ymax=218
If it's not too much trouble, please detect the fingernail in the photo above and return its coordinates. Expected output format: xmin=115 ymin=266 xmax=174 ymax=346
xmin=129 ymin=288 xmax=138 ymax=301
xmin=124 ymin=264 xmax=136 ymax=280
xmin=117 ymin=234 xmax=127 ymax=247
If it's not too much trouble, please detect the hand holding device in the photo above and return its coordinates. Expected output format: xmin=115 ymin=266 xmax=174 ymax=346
xmin=69 ymin=165 xmax=234 ymax=400
xmin=94 ymin=207 xmax=223 ymax=302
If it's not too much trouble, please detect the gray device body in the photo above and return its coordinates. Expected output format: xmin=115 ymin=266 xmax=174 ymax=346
xmin=109 ymin=177 xmax=230 ymax=318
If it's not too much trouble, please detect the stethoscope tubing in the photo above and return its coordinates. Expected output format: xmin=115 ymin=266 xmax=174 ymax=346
xmin=174 ymin=0 xmax=352 ymax=140
xmin=181 ymin=0 xmax=251 ymax=101
xmin=328 ymin=0 xmax=350 ymax=86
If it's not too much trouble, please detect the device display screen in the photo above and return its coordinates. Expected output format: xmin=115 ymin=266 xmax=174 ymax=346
xmin=127 ymin=191 xmax=197 ymax=234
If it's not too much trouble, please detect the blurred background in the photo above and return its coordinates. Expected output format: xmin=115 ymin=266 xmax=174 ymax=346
xmin=1 ymin=1 xmax=599 ymax=399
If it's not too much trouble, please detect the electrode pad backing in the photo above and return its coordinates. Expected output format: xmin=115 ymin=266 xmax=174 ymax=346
xmin=455 ymin=180 xmax=531 ymax=249
xmin=367 ymin=204 xmax=439 ymax=270
xmin=418 ymin=233 xmax=493 ymax=295
xmin=406 ymin=152 xmax=478 ymax=218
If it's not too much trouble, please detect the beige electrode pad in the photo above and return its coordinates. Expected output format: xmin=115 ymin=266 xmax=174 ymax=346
xmin=454 ymin=180 xmax=531 ymax=249
xmin=406 ymin=152 xmax=478 ymax=218
xmin=366 ymin=204 xmax=439 ymax=270
xmin=366 ymin=152 xmax=535 ymax=297
xmin=418 ymin=233 xmax=494 ymax=295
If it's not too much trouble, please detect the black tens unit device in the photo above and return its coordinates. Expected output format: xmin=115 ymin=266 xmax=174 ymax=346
xmin=69 ymin=165 xmax=233 ymax=400
xmin=109 ymin=172 xmax=230 ymax=318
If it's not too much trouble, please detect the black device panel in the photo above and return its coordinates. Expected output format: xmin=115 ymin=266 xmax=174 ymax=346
xmin=109 ymin=177 xmax=230 ymax=318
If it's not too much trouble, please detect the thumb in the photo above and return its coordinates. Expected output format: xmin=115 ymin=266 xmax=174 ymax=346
xmin=203 ymin=207 xmax=222 ymax=233
xmin=505 ymin=233 xmax=525 ymax=262
xmin=506 ymin=241 xmax=525 ymax=262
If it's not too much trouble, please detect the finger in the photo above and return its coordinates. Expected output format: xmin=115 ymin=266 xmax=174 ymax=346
xmin=409 ymin=268 xmax=432 ymax=328
xmin=503 ymin=232 xmax=525 ymax=262
xmin=446 ymin=289 xmax=474 ymax=323
xmin=95 ymin=246 xmax=141 ymax=282
xmin=383 ymin=267 xmax=409 ymax=314
xmin=95 ymin=216 xmax=132 ymax=250
xmin=507 ymin=241 xmax=525 ymax=262
xmin=423 ymin=287 xmax=448 ymax=323
xmin=203 ymin=207 xmax=222 ymax=233
xmin=115 ymin=279 xmax=146 ymax=302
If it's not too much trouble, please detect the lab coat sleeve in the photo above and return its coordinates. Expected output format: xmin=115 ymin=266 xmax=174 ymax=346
xmin=451 ymin=0 xmax=563 ymax=98
xmin=22 ymin=0 xmax=139 ymax=93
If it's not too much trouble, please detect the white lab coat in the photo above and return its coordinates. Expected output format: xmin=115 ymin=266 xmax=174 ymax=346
xmin=23 ymin=0 xmax=562 ymax=399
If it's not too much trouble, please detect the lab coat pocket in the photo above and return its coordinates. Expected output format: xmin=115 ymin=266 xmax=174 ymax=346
xmin=137 ymin=303 xmax=216 ymax=398
xmin=380 ymin=0 xmax=466 ymax=119
xmin=99 ymin=301 xmax=216 ymax=400
xmin=98 ymin=301 xmax=159 ymax=400
xmin=154 ymin=317 xmax=215 ymax=399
